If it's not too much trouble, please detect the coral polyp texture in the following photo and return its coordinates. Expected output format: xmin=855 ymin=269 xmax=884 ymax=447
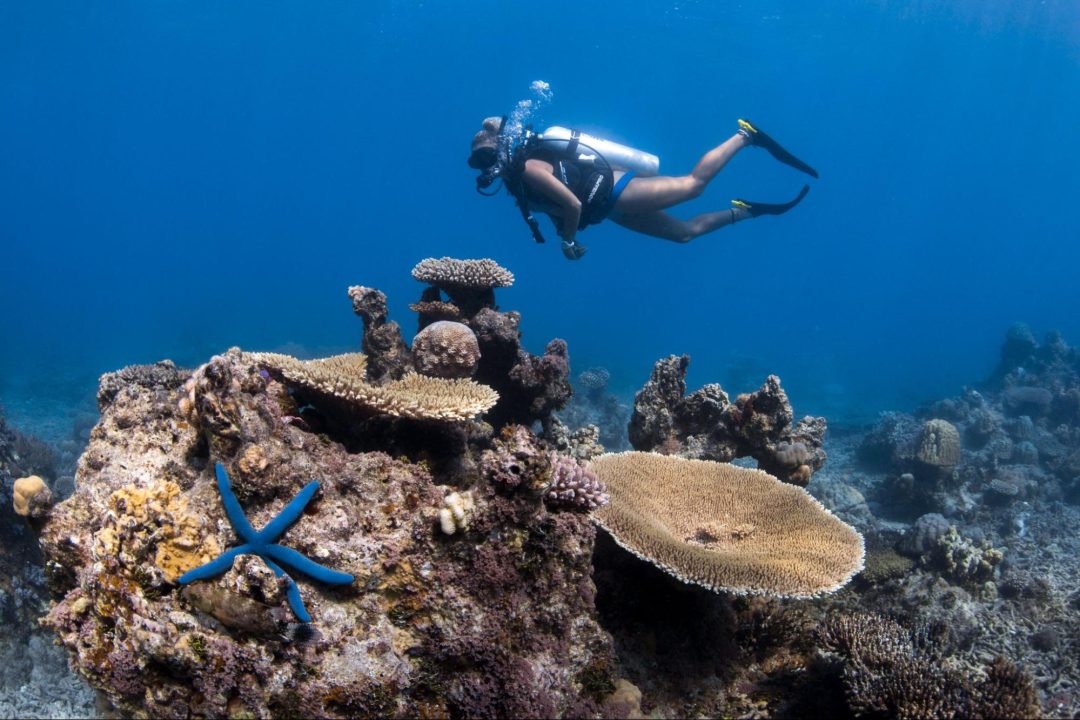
xmin=546 ymin=454 xmax=608 ymax=512
xmin=12 ymin=475 xmax=52 ymax=517
xmin=250 ymin=350 xmax=498 ymax=421
xmin=411 ymin=320 xmax=481 ymax=379
xmin=590 ymin=452 xmax=865 ymax=597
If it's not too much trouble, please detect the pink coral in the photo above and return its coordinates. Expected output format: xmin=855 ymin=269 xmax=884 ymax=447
xmin=545 ymin=455 xmax=608 ymax=512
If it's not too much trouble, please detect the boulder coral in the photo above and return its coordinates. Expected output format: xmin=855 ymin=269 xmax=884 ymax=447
xmin=411 ymin=320 xmax=481 ymax=379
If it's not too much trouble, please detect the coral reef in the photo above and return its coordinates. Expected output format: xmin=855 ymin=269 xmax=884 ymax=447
xmin=816 ymin=612 xmax=1040 ymax=719
xmin=558 ymin=367 xmax=631 ymax=453
xmin=12 ymin=272 xmax=1080 ymax=719
xmin=347 ymin=285 xmax=413 ymax=382
xmin=591 ymin=452 xmax=864 ymax=597
xmin=628 ymin=355 xmax=826 ymax=485
xmin=411 ymin=321 xmax=481 ymax=379
xmin=37 ymin=347 xmax=614 ymax=718
xmin=411 ymin=257 xmax=515 ymax=318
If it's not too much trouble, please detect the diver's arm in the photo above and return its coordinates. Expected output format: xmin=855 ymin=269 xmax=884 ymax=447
xmin=522 ymin=159 xmax=581 ymax=242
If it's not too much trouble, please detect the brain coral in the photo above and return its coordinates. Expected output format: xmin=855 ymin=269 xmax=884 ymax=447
xmin=411 ymin=257 xmax=515 ymax=290
xmin=590 ymin=452 xmax=864 ymax=597
xmin=412 ymin=321 xmax=481 ymax=379
xmin=250 ymin=351 xmax=497 ymax=421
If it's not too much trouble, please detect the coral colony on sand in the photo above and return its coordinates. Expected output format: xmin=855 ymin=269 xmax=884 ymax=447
xmin=10 ymin=261 xmax=1075 ymax=717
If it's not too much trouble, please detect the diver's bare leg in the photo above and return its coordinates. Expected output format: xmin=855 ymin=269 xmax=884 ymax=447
xmin=612 ymin=207 xmax=750 ymax=243
xmin=613 ymin=133 xmax=750 ymax=214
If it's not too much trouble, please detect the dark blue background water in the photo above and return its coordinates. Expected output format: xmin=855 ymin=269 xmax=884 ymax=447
xmin=3 ymin=0 xmax=1078 ymax=432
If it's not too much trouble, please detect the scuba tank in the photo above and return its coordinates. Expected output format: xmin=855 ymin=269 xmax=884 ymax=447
xmin=538 ymin=126 xmax=660 ymax=176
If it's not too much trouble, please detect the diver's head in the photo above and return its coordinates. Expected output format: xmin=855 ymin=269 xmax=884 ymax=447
xmin=467 ymin=116 xmax=505 ymax=170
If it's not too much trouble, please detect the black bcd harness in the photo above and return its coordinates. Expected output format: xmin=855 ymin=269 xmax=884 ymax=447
xmin=481 ymin=128 xmax=613 ymax=244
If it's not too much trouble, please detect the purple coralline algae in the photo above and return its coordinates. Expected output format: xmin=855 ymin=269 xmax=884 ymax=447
xmin=34 ymin=261 xmax=616 ymax=718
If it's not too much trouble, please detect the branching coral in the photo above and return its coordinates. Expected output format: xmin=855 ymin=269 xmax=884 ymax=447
xmin=816 ymin=612 xmax=1041 ymax=719
xmin=544 ymin=455 xmax=608 ymax=512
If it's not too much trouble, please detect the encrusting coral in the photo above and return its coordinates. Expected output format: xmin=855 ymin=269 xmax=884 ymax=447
xmin=590 ymin=452 xmax=864 ymax=597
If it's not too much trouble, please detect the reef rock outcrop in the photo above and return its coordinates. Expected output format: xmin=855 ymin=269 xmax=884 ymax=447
xmin=628 ymin=355 xmax=826 ymax=485
xmin=36 ymin=280 xmax=613 ymax=717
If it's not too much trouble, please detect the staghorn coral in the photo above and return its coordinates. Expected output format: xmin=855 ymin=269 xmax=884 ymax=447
xmin=250 ymin=351 xmax=498 ymax=421
xmin=411 ymin=321 xmax=481 ymax=379
xmin=544 ymin=455 xmax=608 ymax=512
xmin=590 ymin=452 xmax=864 ymax=597
xmin=915 ymin=418 xmax=961 ymax=467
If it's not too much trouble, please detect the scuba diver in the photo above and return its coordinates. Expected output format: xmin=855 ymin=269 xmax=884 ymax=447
xmin=468 ymin=117 xmax=818 ymax=260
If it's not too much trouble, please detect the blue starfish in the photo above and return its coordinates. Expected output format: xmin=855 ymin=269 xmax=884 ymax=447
xmin=178 ymin=463 xmax=353 ymax=622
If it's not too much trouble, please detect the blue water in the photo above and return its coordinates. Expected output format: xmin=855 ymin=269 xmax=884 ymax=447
xmin=2 ymin=0 xmax=1078 ymax=428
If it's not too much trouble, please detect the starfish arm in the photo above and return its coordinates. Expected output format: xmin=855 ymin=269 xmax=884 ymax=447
xmin=215 ymin=464 xmax=260 ymax=544
xmin=177 ymin=544 xmax=251 ymax=584
xmin=263 ymin=557 xmax=312 ymax=623
xmin=256 ymin=481 xmax=320 ymax=542
xmin=263 ymin=543 xmax=355 ymax=585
